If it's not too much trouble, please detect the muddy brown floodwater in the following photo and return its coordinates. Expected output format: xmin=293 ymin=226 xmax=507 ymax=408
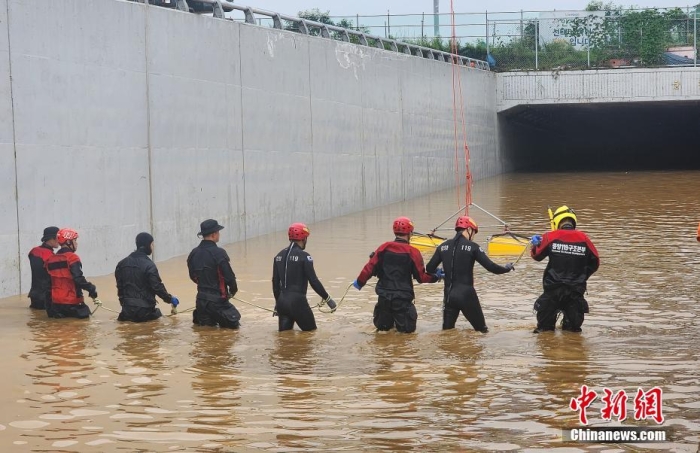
xmin=0 ymin=171 xmax=699 ymax=452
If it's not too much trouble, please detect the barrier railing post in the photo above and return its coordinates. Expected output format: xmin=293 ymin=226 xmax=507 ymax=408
xmin=535 ymin=19 xmax=539 ymax=70
xmin=243 ymin=7 xmax=255 ymax=24
xmin=212 ymin=0 xmax=224 ymax=18
xmin=587 ymin=36 xmax=591 ymax=68
xmin=485 ymin=11 xmax=489 ymax=60
xmin=321 ymin=25 xmax=331 ymax=39
xmin=271 ymin=13 xmax=282 ymax=29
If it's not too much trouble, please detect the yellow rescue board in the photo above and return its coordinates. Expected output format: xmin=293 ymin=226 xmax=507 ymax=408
xmin=410 ymin=231 xmax=532 ymax=256
xmin=486 ymin=232 xmax=530 ymax=256
xmin=409 ymin=233 xmax=446 ymax=253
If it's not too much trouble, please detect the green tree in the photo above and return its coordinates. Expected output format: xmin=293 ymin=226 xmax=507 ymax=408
xmin=572 ymin=4 xmax=690 ymax=67
xmin=297 ymin=8 xmax=334 ymax=26
xmin=619 ymin=8 xmax=687 ymax=65
xmin=459 ymin=41 xmax=488 ymax=60
xmin=585 ymin=1 xmax=616 ymax=12
xmin=402 ymin=37 xmax=487 ymax=61
xmin=285 ymin=8 xmax=333 ymax=35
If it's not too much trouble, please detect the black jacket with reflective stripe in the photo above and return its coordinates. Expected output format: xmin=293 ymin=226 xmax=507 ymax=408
xmin=357 ymin=238 xmax=438 ymax=301
xmin=28 ymin=243 xmax=54 ymax=300
xmin=187 ymin=240 xmax=237 ymax=300
xmin=531 ymin=228 xmax=600 ymax=292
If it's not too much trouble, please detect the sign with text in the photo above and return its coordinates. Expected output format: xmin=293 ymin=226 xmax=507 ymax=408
xmin=537 ymin=10 xmax=606 ymax=49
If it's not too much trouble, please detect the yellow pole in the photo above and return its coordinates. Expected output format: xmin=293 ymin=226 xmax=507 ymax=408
xmin=548 ymin=206 xmax=555 ymax=231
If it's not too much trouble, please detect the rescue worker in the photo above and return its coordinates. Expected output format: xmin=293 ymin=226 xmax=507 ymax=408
xmin=426 ymin=216 xmax=514 ymax=333
xmin=45 ymin=228 xmax=100 ymax=319
xmin=187 ymin=219 xmax=241 ymax=329
xmin=352 ymin=216 xmax=439 ymax=333
xmin=115 ymin=232 xmax=179 ymax=322
xmin=272 ymin=223 xmax=336 ymax=332
xmin=27 ymin=226 xmax=59 ymax=310
xmin=530 ymin=206 xmax=599 ymax=333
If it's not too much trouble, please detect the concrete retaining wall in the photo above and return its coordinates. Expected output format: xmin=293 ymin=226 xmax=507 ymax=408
xmin=0 ymin=0 xmax=499 ymax=298
xmin=0 ymin=0 xmax=18 ymax=297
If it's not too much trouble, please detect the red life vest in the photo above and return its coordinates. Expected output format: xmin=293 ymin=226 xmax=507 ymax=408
xmin=46 ymin=252 xmax=83 ymax=305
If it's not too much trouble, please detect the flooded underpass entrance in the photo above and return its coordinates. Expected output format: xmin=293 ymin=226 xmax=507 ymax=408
xmin=499 ymin=100 xmax=700 ymax=171
xmin=1 ymin=171 xmax=699 ymax=451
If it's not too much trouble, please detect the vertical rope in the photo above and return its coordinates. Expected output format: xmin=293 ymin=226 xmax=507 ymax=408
xmin=144 ymin=2 xmax=155 ymax=252
xmin=458 ymin=67 xmax=471 ymax=212
xmin=450 ymin=1 xmax=471 ymax=215
xmin=449 ymin=2 xmax=460 ymax=211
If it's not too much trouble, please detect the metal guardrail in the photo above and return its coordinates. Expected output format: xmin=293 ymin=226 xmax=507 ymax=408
xmin=136 ymin=0 xmax=232 ymax=17
xmin=137 ymin=0 xmax=489 ymax=70
xmin=224 ymin=4 xmax=490 ymax=70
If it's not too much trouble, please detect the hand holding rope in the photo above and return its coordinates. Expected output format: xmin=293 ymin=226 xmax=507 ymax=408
xmin=317 ymin=282 xmax=355 ymax=314
xmin=513 ymin=242 xmax=533 ymax=266
xmin=90 ymin=297 xmax=120 ymax=315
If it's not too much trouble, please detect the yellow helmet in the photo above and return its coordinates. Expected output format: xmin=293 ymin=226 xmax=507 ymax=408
xmin=550 ymin=205 xmax=577 ymax=230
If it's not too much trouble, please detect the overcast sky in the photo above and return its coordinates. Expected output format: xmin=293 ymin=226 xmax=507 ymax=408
xmin=243 ymin=1 xmax=694 ymax=17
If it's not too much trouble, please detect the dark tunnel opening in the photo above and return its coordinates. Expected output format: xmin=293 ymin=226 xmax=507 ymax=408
xmin=498 ymin=101 xmax=700 ymax=172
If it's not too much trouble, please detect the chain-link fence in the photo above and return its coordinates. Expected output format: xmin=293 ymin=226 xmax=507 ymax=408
xmin=323 ymin=7 xmax=700 ymax=72
xmin=487 ymin=8 xmax=700 ymax=71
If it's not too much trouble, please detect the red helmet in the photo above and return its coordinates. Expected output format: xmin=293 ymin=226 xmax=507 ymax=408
xmin=288 ymin=223 xmax=310 ymax=241
xmin=392 ymin=217 xmax=414 ymax=235
xmin=57 ymin=228 xmax=79 ymax=244
xmin=455 ymin=216 xmax=478 ymax=233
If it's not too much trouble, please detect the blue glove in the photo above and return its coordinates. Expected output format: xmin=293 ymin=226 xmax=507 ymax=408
xmin=352 ymin=279 xmax=362 ymax=290
xmin=435 ymin=268 xmax=445 ymax=279
xmin=504 ymin=263 xmax=515 ymax=272
xmin=530 ymin=234 xmax=542 ymax=246
xmin=171 ymin=296 xmax=179 ymax=307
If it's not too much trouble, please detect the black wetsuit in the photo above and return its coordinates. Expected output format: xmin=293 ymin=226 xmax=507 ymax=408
xmin=272 ymin=242 xmax=329 ymax=331
xmin=356 ymin=238 xmax=438 ymax=333
xmin=531 ymin=226 xmax=600 ymax=332
xmin=115 ymin=250 xmax=173 ymax=322
xmin=187 ymin=240 xmax=240 ymax=328
xmin=427 ymin=233 xmax=510 ymax=331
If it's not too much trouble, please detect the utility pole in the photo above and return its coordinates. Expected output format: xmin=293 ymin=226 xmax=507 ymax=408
xmin=434 ymin=0 xmax=439 ymax=37
xmin=695 ymin=4 xmax=698 ymax=67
